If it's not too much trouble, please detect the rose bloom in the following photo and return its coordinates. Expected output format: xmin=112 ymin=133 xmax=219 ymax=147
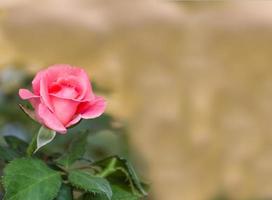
xmin=19 ymin=64 xmax=106 ymax=133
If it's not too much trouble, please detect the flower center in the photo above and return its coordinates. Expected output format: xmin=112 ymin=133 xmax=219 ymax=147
xmin=49 ymin=77 xmax=81 ymax=99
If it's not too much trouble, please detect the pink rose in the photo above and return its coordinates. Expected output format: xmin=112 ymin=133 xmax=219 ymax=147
xmin=19 ymin=64 xmax=106 ymax=134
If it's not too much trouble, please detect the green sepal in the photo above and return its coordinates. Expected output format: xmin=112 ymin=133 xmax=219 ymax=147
xmin=27 ymin=126 xmax=56 ymax=156
xmin=18 ymin=104 xmax=37 ymax=122
xmin=35 ymin=126 xmax=56 ymax=153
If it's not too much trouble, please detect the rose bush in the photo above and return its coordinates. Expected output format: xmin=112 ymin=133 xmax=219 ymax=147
xmin=19 ymin=64 xmax=106 ymax=133
xmin=0 ymin=65 xmax=148 ymax=200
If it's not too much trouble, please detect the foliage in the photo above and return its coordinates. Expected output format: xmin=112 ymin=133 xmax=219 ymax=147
xmin=56 ymin=132 xmax=87 ymax=169
xmin=3 ymin=158 xmax=61 ymax=200
xmin=0 ymin=134 xmax=147 ymax=200
xmin=0 ymin=71 xmax=148 ymax=200
xmin=68 ymin=170 xmax=112 ymax=200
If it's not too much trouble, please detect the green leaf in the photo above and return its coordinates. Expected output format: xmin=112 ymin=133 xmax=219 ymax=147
xmin=0 ymin=146 xmax=20 ymax=162
xmin=77 ymin=193 xmax=105 ymax=200
xmin=76 ymin=193 xmax=93 ymax=200
xmin=95 ymin=156 xmax=147 ymax=196
xmin=4 ymin=136 xmax=28 ymax=154
xmin=78 ymin=185 xmax=139 ymax=200
xmin=56 ymin=133 xmax=87 ymax=168
xmin=55 ymin=184 xmax=73 ymax=200
xmin=3 ymin=158 xmax=62 ymax=200
xmin=111 ymin=185 xmax=139 ymax=200
xmin=68 ymin=170 xmax=112 ymax=200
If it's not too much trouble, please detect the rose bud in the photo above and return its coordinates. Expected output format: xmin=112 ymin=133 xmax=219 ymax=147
xmin=19 ymin=64 xmax=106 ymax=133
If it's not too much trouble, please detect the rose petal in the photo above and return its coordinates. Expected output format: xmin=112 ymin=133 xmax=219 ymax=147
xmin=37 ymin=103 xmax=67 ymax=134
xmin=49 ymin=94 xmax=92 ymax=103
xmin=40 ymin=76 xmax=54 ymax=112
xmin=19 ymin=89 xmax=38 ymax=99
xmin=18 ymin=88 xmax=40 ymax=111
xmin=54 ymin=86 xmax=78 ymax=99
xmin=32 ymin=70 xmax=45 ymax=95
xmin=44 ymin=64 xmax=94 ymax=100
xmin=66 ymin=115 xmax=82 ymax=127
xmin=50 ymin=96 xmax=79 ymax=126
xmin=78 ymin=96 xmax=106 ymax=119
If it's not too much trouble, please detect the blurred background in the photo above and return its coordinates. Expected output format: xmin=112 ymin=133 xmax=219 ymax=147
xmin=1 ymin=0 xmax=272 ymax=200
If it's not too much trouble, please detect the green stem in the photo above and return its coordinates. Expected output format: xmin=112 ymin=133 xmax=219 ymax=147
xmin=97 ymin=158 xmax=117 ymax=178
xmin=26 ymin=129 xmax=38 ymax=157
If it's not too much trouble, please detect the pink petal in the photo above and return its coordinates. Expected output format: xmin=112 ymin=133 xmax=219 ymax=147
xmin=78 ymin=96 xmax=106 ymax=119
xmin=66 ymin=115 xmax=82 ymax=127
xmin=50 ymin=96 xmax=79 ymax=126
xmin=37 ymin=103 xmax=67 ymax=134
xmin=18 ymin=88 xmax=40 ymax=111
xmin=54 ymin=86 xmax=78 ymax=99
xmin=32 ymin=70 xmax=45 ymax=95
xmin=45 ymin=64 xmax=94 ymax=100
xmin=19 ymin=89 xmax=38 ymax=99
xmin=49 ymin=94 xmax=93 ymax=103
xmin=40 ymin=76 xmax=54 ymax=112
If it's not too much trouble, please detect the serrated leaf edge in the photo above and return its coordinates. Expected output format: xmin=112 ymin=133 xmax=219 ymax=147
xmin=3 ymin=158 xmax=62 ymax=200
xmin=68 ymin=171 xmax=112 ymax=200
